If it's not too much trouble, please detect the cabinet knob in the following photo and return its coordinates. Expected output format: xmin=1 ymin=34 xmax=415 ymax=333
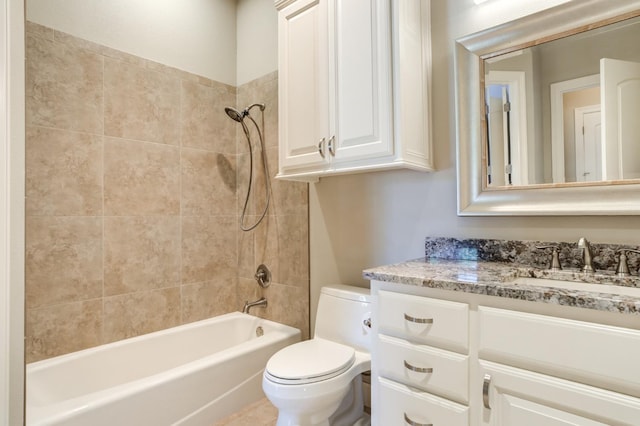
xmin=483 ymin=373 xmax=492 ymax=409
xmin=318 ymin=138 xmax=326 ymax=158
xmin=404 ymin=313 xmax=433 ymax=324
xmin=404 ymin=360 xmax=433 ymax=374
xmin=403 ymin=412 xmax=432 ymax=426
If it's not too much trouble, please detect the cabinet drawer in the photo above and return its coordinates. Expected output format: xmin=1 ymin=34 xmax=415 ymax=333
xmin=378 ymin=377 xmax=469 ymax=426
xmin=377 ymin=334 xmax=469 ymax=404
xmin=378 ymin=290 xmax=469 ymax=353
xmin=479 ymin=306 xmax=640 ymax=397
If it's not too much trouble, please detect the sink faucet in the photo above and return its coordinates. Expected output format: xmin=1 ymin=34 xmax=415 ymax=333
xmin=577 ymin=237 xmax=595 ymax=273
xmin=242 ymin=297 xmax=267 ymax=314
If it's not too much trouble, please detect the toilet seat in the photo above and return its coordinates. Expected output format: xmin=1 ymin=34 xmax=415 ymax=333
xmin=265 ymin=339 xmax=355 ymax=385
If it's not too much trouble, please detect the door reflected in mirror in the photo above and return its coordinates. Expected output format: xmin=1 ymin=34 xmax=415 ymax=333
xmin=483 ymin=14 xmax=640 ymax=187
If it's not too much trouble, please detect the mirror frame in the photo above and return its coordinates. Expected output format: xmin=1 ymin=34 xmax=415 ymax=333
xmin=455 ymin=0 xmax=640 ymax=216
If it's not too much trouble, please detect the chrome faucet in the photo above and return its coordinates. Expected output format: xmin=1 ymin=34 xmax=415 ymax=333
xmin=242 ymin=297 xmax=267 ymax=314
xmin=577 ymin=237 xmax=595 ymax=273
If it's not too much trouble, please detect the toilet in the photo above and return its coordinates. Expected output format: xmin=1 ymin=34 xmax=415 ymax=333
xmin=262 ymin=285 xmax=372 ymax=426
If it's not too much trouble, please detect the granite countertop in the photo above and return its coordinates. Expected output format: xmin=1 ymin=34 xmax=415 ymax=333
xmin=363 ymin=257 xmax=640 ymax=316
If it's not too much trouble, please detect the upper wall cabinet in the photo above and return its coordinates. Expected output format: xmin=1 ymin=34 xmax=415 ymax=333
xmin=275 ymin=0 xmax=433 ymax=181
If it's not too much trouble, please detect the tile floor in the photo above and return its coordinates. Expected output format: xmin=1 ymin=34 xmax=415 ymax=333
xmin=213 ymin=398 xmax=278 ymax=426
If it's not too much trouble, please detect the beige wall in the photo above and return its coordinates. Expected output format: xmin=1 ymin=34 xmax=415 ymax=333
xmin=24 ymin=23 xmax=309 ymax=362
xmin=237 ymin=0 xmax=278 ymax=86
xmin=26 ymin=0 xmax=238 ymax=85
xmin=309 ymin=0 xmax=640 ymax=330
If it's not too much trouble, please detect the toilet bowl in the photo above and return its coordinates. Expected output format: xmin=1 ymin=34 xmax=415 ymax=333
xmin=262 ymin=285 xmax=372 ymax=426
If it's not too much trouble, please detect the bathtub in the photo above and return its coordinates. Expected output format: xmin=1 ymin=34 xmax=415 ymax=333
xmin=26 ymin=312 xmax=300 ymax=426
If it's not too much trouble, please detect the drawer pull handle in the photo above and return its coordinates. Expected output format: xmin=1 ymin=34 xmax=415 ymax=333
xmin=483 ymin=373 xmax=492 ymax=409
xmin=403 ymin=313 xmax=433 ymax=324
xmin=404 ymin=413 xmax=432 ymax=426
xmin=404 ymin=360 xmax=433 ymax=373
xmin=318 ymin=138 xmax=326 ymax=158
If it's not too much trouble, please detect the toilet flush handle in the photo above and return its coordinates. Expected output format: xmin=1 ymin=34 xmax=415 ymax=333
xmin=362 ymin=312 xmax=372 ymax=331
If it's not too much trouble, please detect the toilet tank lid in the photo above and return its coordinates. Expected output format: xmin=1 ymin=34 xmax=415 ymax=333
xmin=320 ymin=285 xmax=371 ymax=302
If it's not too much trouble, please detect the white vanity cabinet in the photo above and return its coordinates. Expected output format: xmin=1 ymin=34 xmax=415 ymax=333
xmin=371 ymin=281 xmax=640 ymax=426
xmin=478 ymin=307 xmax=640 ymax=426
xmin=274 ymin=0 xmax=433 ymax=181
xmin=373 ymin=289 xmax=471 ymax=425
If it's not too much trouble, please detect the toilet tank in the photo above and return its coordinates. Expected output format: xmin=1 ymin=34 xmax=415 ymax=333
xmin=314 ymin=285 xmax=372 ymax=352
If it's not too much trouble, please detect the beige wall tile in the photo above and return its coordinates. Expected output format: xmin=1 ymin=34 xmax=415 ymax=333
xmin=181 ymin=80 xmax=237 ymax=153
xmin=238 ymin=277 xmax=263 ymax=310
xmin=266 ymin=147 xmax=308 ymax=217
xmin=253 ymin=214 xmax=280 ymax=283
xmin=26 ymin=34 xmax=103 ymax=134
xmin=263 ymin=283 xmax=309 ymax=340
xmin=104 ymin=216 xmax=180 ymax=296
xmin=238 ymin=223 xmax=256 ymax=280
xmin=181 ymin=277 xmax=238 ymax=324
xmin=103 ymin=288 xmax=181 ymax=343
xmin=24 ymin=23 xmax=310 ymax=361
xmin=26 ymin=300 xmax=103 ymax=363
xmin=26 ymin=126 xmax=103 ymax=216
xmin=182 ymin=216 xmax=237 ymax=284
xmin=277 ymin=214 xmax=309 ymax=287
xmin=104 ymin=58 xmax=180 ymax=145
xmin=26 ymin=21 xmax=54 ymax=40
xmin=181 ymin=149 xmax=236 ymax=216
xmin=237 ymin=71 xmax=278 ymax=149
xmin=104 ymin=137 xmax=180 ymax=216
xmin=25 ymin=216 xmax=103 ymax=309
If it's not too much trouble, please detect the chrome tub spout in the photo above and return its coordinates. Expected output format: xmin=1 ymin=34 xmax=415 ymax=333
xmin=242 ymin=297 xmax=267 ymax=314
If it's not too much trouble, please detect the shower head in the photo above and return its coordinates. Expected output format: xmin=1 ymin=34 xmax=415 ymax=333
xmin=224 ymin=106 xmax=246 ymax=122
xmin=225 ymin=104 xmax=266 ymax=123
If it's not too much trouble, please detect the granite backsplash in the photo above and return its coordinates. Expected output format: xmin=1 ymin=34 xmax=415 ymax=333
xmin=425 ymin=237 xmax=640 ymax=273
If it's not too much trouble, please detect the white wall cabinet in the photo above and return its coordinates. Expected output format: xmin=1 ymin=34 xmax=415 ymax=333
xmin=371 ymin=281 xmax=640 ymax=426
xmin=275 ymin=0 xmax=433 ymax=181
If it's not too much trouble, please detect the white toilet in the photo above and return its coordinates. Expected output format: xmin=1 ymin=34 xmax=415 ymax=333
xmin=262 ymin=285 xmax=372 ymax=426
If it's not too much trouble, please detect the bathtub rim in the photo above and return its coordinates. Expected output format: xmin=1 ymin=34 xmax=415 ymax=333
xmin=26 ymin=312 xmax=301 ymax=425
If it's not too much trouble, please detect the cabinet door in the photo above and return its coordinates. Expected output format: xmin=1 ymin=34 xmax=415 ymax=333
xmin=479 ymin=360 xmax=640 ymax=426
xmin=277 ymin=0 xmax=330 ymax=174
xmin=330 ymin=0 xmax=394 ymax=165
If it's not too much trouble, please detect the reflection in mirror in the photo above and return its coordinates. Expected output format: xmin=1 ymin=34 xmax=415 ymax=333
xmin=484 ymin=15 xmax=640 ymax=187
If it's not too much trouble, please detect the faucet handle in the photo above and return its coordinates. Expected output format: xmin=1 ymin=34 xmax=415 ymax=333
xmin=616 ymin=249 xmax=640 ymax=277
xmin=536 ymin=245 xmax=562 ymax=271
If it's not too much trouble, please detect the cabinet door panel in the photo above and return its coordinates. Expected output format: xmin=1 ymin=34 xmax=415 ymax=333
xmin=478 ymin=306 xmax=640 ymax=397
xmin=278 ymin=0 xmax=329 ymax=172
xmin=331 ymin=0 xmax=393 ymax=163
xmin=480 ymin=360 xmax=640 ymax=426
xmin=378 ymin=377 xmax=469 ymax=426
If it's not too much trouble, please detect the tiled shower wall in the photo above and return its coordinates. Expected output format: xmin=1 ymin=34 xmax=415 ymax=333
xmin=25 ymin=22 xmax=309 ymax=363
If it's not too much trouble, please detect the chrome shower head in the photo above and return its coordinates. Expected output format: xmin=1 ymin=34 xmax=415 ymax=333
xmin=224 ymin=106 xmax=245 ymax=122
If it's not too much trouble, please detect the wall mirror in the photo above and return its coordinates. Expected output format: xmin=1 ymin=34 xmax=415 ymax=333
xmin=456 ymin=0 xmax=640 ymax=215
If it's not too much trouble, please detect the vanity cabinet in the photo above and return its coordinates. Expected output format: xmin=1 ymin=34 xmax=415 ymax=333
xmin=274 ymin=0 xmax=433 ymax=181
xmin=371 ymin=281 xmax=640 ymax=426
xmin=374 ymin=290 xmax=470 ymax=425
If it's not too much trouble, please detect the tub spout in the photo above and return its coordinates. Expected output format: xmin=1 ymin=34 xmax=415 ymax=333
xmin=242 ymin=297 xmax=267 ymax=314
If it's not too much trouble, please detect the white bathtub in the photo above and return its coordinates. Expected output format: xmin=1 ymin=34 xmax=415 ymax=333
xmin=26 ymin=312 xmax=300 ymax=426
